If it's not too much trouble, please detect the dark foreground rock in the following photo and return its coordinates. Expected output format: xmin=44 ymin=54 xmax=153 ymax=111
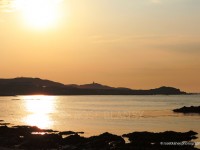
xmin=0 ymin=125 xmax=199 ymax=150
xmin=173 ymin=106 xmax=200 ymax=114
xmin=123 ymin=131 xmax=198 ymax=150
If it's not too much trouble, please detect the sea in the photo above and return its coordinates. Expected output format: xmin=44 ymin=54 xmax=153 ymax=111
xmin=0 ymin=95 xmax=200 ymax=145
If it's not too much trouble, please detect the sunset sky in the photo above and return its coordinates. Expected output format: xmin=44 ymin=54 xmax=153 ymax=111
xmin=0 ymin=0 xmax=200 ymax=92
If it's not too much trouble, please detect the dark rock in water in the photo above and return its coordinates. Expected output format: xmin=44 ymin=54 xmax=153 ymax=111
xmin=0 ymin=123 xmax=10 ymax=126
xmin=173 ymin=106 xmax=200 ymax=114
xmin=59 ymin=131 xmax=84 ymax=136
xmin=60 ymin=132 xmax=125 ymax=150
xmin=123 ymin=130 xmax=198 ymax=143
xmin=42 ymin=129 xmax=56 ymax=132
xmin=61 ymin=134 xmax=86 ymax=145
xmin=86 ymin=132 xmax=125 ymax=149
xmin=0 ymin=125 xmax=61 ymax=149
xmin=20 ymin=133 xmax=62 ymax=149
xmin=0 ymin=125 xmax=199 ymax=150
xmin=123 ymin=131 xmax=198 ymax=150
xmin=59 ymin=131 xmax=77 ymax=135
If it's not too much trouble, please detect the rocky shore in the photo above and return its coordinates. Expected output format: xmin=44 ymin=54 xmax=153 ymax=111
xmin=0 ymin=123 xmax=199 ymax=150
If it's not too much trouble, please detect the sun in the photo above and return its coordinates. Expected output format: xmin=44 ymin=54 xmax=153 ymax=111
xmin=14 ymin=0 xmax=63 ymax=29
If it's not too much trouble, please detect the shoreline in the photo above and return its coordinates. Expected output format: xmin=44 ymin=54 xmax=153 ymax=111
xmin=0 ymin=93 xmax=192 ymax=96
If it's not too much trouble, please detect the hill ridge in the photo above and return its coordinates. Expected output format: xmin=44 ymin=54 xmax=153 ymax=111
xmin=0 ymin=77 xmax=187 ymax=95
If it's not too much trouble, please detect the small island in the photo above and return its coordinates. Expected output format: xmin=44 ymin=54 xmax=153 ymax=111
xmin=173 ymin=106 xmax=200 ymax=114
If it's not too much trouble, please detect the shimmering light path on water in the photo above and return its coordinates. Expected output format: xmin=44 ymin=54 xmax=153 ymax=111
xmin=0 ymin=95 xmax=199 ymax=137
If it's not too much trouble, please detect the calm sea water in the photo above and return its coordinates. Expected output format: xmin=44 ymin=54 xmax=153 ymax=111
xmin=0 ymin=95 xmax=200 ymax=138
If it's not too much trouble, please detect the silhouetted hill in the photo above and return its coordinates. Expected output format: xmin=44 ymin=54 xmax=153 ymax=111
xmin=0 ymin=77 xmax=65 ymax=96
xmin=0 ymin=77 xmax=187 ymax=96
xmin=0 ymin=77 xmax=65 ymax=87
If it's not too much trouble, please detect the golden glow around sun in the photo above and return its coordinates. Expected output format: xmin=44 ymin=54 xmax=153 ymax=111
xmin=14 ymin=0 xmax=63 ymax=29
xmin=22 ymin=95 xmax=56 ymax=129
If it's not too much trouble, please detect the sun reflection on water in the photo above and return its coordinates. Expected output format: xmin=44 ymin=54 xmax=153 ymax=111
xmin=22 ymin=95 xmax=55 ymax=129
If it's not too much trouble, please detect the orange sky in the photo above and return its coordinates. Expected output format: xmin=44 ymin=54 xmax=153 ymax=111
xmin=0 ymin=0 xmax=200 ymax=92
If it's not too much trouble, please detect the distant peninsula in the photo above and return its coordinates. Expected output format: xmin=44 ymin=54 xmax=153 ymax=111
xmin=0 ymin=77 xmax=187 ymax=96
